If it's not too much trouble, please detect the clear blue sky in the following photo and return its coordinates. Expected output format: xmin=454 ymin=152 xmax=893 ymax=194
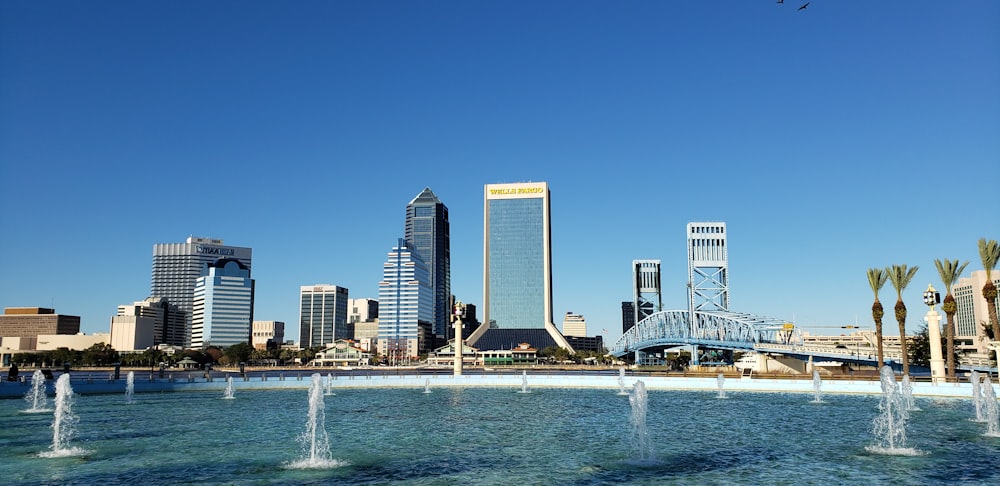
xmin=2 ymin=1 xmax=997 ymax=345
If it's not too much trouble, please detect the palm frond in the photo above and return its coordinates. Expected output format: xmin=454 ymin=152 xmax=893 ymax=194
xmin=979 ymin=238 xmax=1000 ymax=280
xmin=934 ymin=258 xmax=969 ymax=294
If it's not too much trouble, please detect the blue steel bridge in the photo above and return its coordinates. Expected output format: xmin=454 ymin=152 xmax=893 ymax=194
xmin=616 ymin=223 xmax=925 ymax=370
xmin=608 ymin=310 xmax=905 ymax=368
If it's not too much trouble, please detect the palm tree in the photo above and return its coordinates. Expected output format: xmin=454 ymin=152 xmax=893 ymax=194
xmin=978 ymin=238 xmax=1000 ymax=356
xmin=867 ymin=268 xmax=888 ymax=367
xmin=887 ymin=264 xmax=919 ymax=376
xmin=935 ymin=258 xmax=969 ymax=381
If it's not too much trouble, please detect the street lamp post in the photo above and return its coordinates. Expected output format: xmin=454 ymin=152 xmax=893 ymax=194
xmin=923 ymin=283 xmax=945 ymax=384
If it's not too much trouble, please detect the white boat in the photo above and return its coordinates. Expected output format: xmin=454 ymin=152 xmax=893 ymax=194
xmin=734 ymin=352 xmax=760 ymax=371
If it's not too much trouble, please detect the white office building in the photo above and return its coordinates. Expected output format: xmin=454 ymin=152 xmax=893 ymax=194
xmin=252 ymin=320 xmax=285 ymax=350
xmin=953 ymin=269 xmax=1000 ymax=359
xmin=562 ymin=312 xmax=588 ymax=337
xmin=151 ymin=237 xmax=252 ymax=346
xmin=348 ymin=298 xmax=379 ymax=325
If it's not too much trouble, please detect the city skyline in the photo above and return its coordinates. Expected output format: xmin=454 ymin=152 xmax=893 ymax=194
xmin=1 ymin=2 xmax=997 ymax=346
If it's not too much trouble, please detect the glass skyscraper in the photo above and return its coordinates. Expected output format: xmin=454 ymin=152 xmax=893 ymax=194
xmin=377 ymin=239 xmax=432 ymax=363
xmin=404 ymin=187 xmax=450 ymax=340
xmin=151 ymin=236 xmax=252 ymax=347
xmin=469 ymin=182 xmax=572 ymax=351
xmin=299 ymin=284 xmax=349 ymax=348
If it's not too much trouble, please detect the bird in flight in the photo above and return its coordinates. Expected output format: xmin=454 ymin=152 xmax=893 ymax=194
xmin=798 ymin=2 xmax=810 ymax=10
xmin=777 ymin=0 xmax=784 ymax=3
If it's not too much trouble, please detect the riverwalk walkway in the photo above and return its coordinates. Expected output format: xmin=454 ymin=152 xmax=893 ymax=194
xmin=0 ymin=368 xmax=982 ymax=399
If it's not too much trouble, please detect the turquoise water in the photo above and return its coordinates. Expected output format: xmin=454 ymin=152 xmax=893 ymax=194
xmin=1 ymin=384 xmax=998 ymax=485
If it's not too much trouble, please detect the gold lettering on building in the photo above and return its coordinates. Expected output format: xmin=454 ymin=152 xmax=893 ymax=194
xmin=489 ymin=187 xmax=544 ymax=195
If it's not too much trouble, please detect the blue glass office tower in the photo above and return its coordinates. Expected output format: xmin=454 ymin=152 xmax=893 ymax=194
xmin=404 ymin=188 xmax=450 ymax=340
xmin=468 ymin=182 xmax=572 ymax=351
xmin=378 ymin=239 xmax=432 ymax=363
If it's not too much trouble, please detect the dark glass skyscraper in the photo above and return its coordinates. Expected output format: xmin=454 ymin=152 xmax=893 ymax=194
xmin=404 ymin=188 xmax=451 ymax=339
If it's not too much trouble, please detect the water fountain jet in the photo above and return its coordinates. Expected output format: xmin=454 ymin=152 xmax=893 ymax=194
xmin=617 ymin=367 xmax=628 ymax=396
xmin=981 ymin=376 xmax=999 ymax=437
xmin=971 ymin=371 xmax=985 ymax=422
xmin=716 ymin=373 xmax=726 ymax=399
xmin=39 ymin=374 xmax=88 ymax=457
xmin=222 ymin=375 xmax=235 ymax=399
xmin=901 ymin=374 xmax=918 ymax=411
xmin=286 ymin=373 xmax=344 ymax=469
xmin=125 ymin=371 xmax=135 ymax=404
xmin=519 ymin=370 xmax=529 ymax=394
xmin=629 ymin=380 xmax=652 ymax=462
xmin=867 ymin=366 xmax=920 ymax=455
xmin=810 ymin=369 xmax=823 ymax=403
xmin=23 ymin=369 xmax=49 ymax=413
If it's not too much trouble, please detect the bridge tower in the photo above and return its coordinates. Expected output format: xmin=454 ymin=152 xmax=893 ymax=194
xmin=633 ymin=260 xmax=662 ymax=323
xmin=632 ymin=260 xmax=662 ymax=365
xmin=687 ymin=222 xmax=729 ymax=365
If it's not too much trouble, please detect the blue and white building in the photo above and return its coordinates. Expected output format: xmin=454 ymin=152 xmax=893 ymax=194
xmin=377 ymin=239 xmax=432 ymax=363
xmin=151 ymin=236 xmax=252 ymax=347
xmin=190 ymin=259 xmax=254 ymax=349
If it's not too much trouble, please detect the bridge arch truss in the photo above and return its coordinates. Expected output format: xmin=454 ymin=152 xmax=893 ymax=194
xmin=609 ymin=310 xmax=802 ymax=358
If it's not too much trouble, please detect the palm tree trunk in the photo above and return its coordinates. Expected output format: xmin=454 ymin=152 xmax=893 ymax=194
xmin=986 ymin=282 xmax=1000 ymax=366
xmin=896 ymin=300 xmax=909 ymax=376
xmin=945 ymin=311 xmax=956 ymax=381
xmin=943 ymin=294 xmax=957 ymax=381
xmin=873 ymin=300 xmax=885 ymax=367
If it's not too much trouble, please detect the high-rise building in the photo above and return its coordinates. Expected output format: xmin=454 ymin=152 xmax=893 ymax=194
xmin=115 ymin=297 xmax=186 ymax=347
xmin=377 ymin=239 xmax=432 ymax=362
xmin=151 ymin=237 xmax=252 ymax=347
xmin=405 ymin=188 xmax=451 ymax=340
xmin=621 ymin=301 xmax=636 ymax=334
xmin=953 ymin=270 xmax=1000 ymax=357
xmin=190 ymin=259 xmax=254 ymax=349
xmin=468 ymin=182 xmax=572 ymax=351
xmin=562 ymin=312 xmax=587 ymax=337
xmin=633 ymin=259 xmax=663 ymax=324
xmin=299 ymin=284 xmax=349 ymax=348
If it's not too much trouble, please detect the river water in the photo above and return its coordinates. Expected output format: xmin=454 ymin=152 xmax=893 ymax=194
xmin=1 ymin=384 xmax=997 ymax=485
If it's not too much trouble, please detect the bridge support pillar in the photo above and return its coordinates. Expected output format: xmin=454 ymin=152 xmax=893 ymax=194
xmin=690 ymin=345 xmax=699 ymax=366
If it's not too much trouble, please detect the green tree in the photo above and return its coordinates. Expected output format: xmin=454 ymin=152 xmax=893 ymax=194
xmin=887 ymin=264 xmax=919 ymax=376
xmin=908 ymin=325 xmax=931 ymax=368
xmin=50 ymin=347 xmax=78 ymax=368
xmin=222 ymin=342 xmax=253 ymax=366
xmin=977 ymin=238 xmax=1000 ymax=353
xmin=935 ymin=258 xmax=969 ymax=381
xmin=867 ymin=267 xmax=889 ymax=367
xmin=909 ymin=324 xmax=961 ymax=369
xmin=539 ymin=346 xmax=570 ymax=363
xmin=82 ymin=343 xmax=119 ymax=367
xmin=204 ymin=346 xmax=223 ymax=364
